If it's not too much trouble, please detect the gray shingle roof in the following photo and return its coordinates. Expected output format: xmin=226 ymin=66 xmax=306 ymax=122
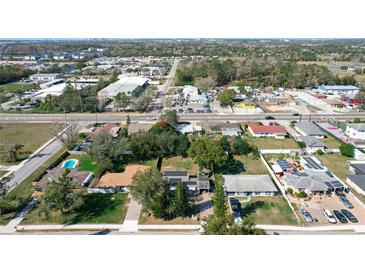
xmin=223 ymin=175 xmax=278 ymax=193
xmin=348 ymin=175 xmax=365 ymax=191
xmin=298 ymin=136 xmax=325 ymax=148
xmin=350 ymin=163 xmax=365 ymax=174
xmin=284 ymin=170 xmax=338 ymax=192
xmin=296 ymin=121 xmax=324 ymax=136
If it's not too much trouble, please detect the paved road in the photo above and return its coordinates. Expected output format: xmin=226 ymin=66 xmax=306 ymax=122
xmin=1 ymin=112 xmax=365 ymax=123
xmin=160 ymin=59 xmax=179 ymax=108
xmin=4 ymin=139 xmax=63 ymax=191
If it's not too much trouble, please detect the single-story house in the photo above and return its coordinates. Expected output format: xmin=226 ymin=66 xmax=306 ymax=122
xmin=222 ymin=174 xmax=278 ymax=197
xmin=283 ymin=170 xmax=346 ymax=195
xmin=349 ymin=162 xmax=365 ymax=175
xmin=346 ymin=175 xmax=365 ymax=196
xmin=86 ymin=123 xmax=120 ymax=141
xmin=248 ymin=123 xmax=288 ymax=139
xmin=209 ymin=123 xmax=243 ymax=136
xmin=298 ymin=136 xmax=325 ymax=153
xmin=162 ymin=168 xmax=211 ymax=192
xmin=346 ymin=123 xmax=365 ymax=140
xmin=128 ymin=123 xmax=153 ymax=134
xmin=96 ymin=165 xmax=150 ymax=191
xmin=295 ymin=121 xmax=324 ymax=138
xmin=32 ymin=167 xmax=93 ymax=196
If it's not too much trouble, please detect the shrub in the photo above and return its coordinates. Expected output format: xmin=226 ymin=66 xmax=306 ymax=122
xmin=296 ymin=191 xmax=308 ymax=199
xmin=287 ymin=188 xmax=294 ymax=195
xmin=339 ymin=143 xmax=354 ymax=158
xmin=316 ymin=149 xmax=324 ymax=155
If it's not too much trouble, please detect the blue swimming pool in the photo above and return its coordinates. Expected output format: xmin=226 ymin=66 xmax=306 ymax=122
xmin=62 ymin=159 xmax=79 ymax=169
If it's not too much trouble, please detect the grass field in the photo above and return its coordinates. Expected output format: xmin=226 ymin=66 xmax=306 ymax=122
xmin=239 ymin=196 xmax=298 ymax=225
xmin=0 ymin=148 xmax=67 ymax=225
xmin=233 ymin=154 xmax=268 ymax=174
xmin=0 ymin=83 xmax=38 ymax=93
xmin=0 ymin=123 xmax=61 ymax=163
xmin=321 ymin=135 xmax=342 ymax=149
xmin=21 ymin=193 xmax=129 ymax=225
xmin=161 ymin=156 xmax=199 ymax=174
xmin=318 ymin=153 xmax=365 ymax=204
xmin=246 ymin=132 xmax=300 ymax=149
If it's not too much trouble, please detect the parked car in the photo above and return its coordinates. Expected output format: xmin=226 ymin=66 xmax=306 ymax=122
xmin=300 ymin=208 xmax=313 ymax=223
xmin=292 ymin=112 xmax=300 ymax=116
xmin=229 ymin=197 xmax=241 ymax=212
xmin=323 ymin=209 xmax=337 ymax=224
xmin=339 ymin=195 xmax=354 ymax=209
xmin=341 ymin=209 xmax=358 ymax=223
xmin=232 ymin=211 xmax=242 ymax=224
xmin=265 ymin=115 xmax=275 ymax=120
xmin=333 ymin=210 xmax=348 ymax=224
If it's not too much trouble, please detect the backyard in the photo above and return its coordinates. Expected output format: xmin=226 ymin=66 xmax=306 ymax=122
xmin=232 ymin=154 xmax=268 ymax=175
xmin=246 ymin=132 xmax=300 ymax=150
xmin=239 ymin=196 xmax=298 ymax=225
xmin=21 ymin=193 xmax=129 ymax=225
xmin=321 ymin=135 xmax=342 ymax=149
xmin=161 ymin=156 xmax=199 ymax=175
xmin=0 ymin=123 xmax=61 ymax=164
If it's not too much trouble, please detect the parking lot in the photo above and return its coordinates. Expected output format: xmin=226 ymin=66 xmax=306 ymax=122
xmin=292 ymin=193 xmax=365 ymax=226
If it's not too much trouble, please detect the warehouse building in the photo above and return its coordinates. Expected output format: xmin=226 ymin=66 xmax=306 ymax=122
xmin=317 ymin=85 xmax=360 ymax=98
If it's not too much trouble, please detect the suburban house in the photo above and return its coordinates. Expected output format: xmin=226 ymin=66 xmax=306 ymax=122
xmin=248 ymin=123 xmax=288 ymax=139
xmin=32 ymin=168 xmax=93 ymax=196
xmin=346 ymin=175 xmax=365 ymax=196
xmin=346 ymin=123 xmax=365 ymax=140
xmin=283 ymin=170 xmax=346 ymax=195
xmin=295 ymin=121 xmax=324 ymax=138
xmin=86 ymin=123 xmax=120 ymax=141
xmin=298 ymin=136 xmax=325 ymax=153
xmin=210 ymin=123 xmax=243 ymax=136
xmin=127 ymin=123 xmax=153 ymax=134
xmin=222 ymin=174 xmax=278 ymax=197
xmin=162 ymin=168 xmax=211 ymax=192
xmin=317 ymin=85 xmax=360 ymax=98
xmin=95 ymin=165 xmax=150 ymax=192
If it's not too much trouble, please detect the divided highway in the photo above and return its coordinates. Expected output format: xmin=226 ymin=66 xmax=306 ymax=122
xmin=1 ymin=112 xmax=365 ymax=123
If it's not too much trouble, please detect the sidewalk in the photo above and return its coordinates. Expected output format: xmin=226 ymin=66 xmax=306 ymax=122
xmin=119 ymin=197 xmax=142 ymax=233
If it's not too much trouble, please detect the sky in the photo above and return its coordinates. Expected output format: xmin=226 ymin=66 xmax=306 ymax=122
xmin=1 ymin=0 xmax=364 ymax=38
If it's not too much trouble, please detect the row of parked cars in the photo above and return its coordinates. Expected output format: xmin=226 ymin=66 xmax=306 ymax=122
xmin=300 ymin=194 xmax=358 ymax=224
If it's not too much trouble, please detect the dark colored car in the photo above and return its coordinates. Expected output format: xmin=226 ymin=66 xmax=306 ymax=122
xmin=292 ymin=112 xmax=300 ymax=116
xmin=339 ymin=195 xmax=354 ymax=209
xmin=341 ymin=209 xmax=358 ymax=223
xmin=333 ymin=210 xmax=348 ymax=224
xmin=229 ymin=197 xmax=241 ymax=212
xmin=265 ymin=115 xmax=275 ymax=120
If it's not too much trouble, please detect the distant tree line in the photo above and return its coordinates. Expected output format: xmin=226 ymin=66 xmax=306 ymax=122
xmin=0 ymin=65 xmax=35 ymax=85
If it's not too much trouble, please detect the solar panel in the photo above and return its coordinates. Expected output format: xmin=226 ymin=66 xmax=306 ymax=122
xmin=326 ymin=171 xmax=333 ymax=177
xmin=303 ymin=156 xmax=324 ymax=170
xmin=277 ymin=160 xmax=292 ymax=170
xmin=330 ymin=181 xmax=345 ymax=188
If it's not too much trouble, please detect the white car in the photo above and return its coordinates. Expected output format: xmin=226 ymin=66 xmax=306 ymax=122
xmin=323 ymin=209 xmax=337 ymax=224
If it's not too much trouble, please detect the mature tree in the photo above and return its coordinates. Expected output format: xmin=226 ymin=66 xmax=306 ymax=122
xmin=188 ymin=137 xmax=227 ymax=171
xmin=132 ymin=93 xmax=152 ymax=112
xmin=148 ymin=120 xmax=175 ymax=135
xmin=5 ymin=143 xmax=24 ymax=162
xmin=339 ymin=143 xmax=354 ymax=158
xmin=114 ymin=93 xmax=130 ymax=111
xmin=161 ymin=110 xmax=179 ymax=127
xmin=202 ymin=174 xmax=265 ymax=235
xmin=41 ymin=170 xmax=84 ymax=215
xmin=88 ymin=130 xmax=123 ymax=165
xmin=52 ymin=122 xmax=80 ymax=150
xmin=217 ymin=89 xmax=236 ymax=106
xmin=129 ymin=169 xmax=165 ymax=214
xmin=175 ymin=135 xmax=191 ymax=157
xmin=152 ymin=191 xmax=170 ymax=219
xmin=172 ymin=183 xmax=190 ymax=217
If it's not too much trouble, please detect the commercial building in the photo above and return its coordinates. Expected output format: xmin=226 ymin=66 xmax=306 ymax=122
xmin=346 ymin=123 xmax=365 ymax=140
xmin=295 ymin=121 xmax=324 ymax=138
xmin=98 ymin=76 xmax=149 ymax=101
xmin=30 ymin=73 xmax=64 ymax=82
xmin=182 ymin=85 xmax=199 ymax=98
xmin=317 ymin=85 xmax=360 ymax=98
xmin=222 ymin=175 xmax=278 ymax=197
xmin=248 ymin=123 xmax=288 ymax=139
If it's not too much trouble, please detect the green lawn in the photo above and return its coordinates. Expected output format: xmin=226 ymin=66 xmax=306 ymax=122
xmin=0 ymin=123 xmax=62 ymax=164
xmin=0 ymin=83 xmax=38 ymax=93
xmin=65 ymin=154 xmax=97 ymax=172
xmin=321 ymin=135 xmax=342 ymax=149
xmin=0 ymin=148 xmax=67 ymax=225
xmin=161 ymin=156 xmax=199 ymax=174
xmin=317 ymin=153 xmax=365 ymax=204
xmin=21 ymin=193 xmax=129 ymax=225
xmin=239 ymin=196 xmax=298 ymax=225
xmin=234 ymin=154 xmax=268 ymax=174
xmin=246 ymin=132 xmax=300 ymax=150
